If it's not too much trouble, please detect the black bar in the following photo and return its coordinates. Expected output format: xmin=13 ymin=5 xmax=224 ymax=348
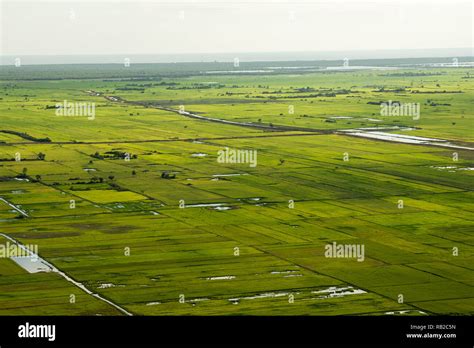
xmin=0 ymin=316 xmax=472 ymax=346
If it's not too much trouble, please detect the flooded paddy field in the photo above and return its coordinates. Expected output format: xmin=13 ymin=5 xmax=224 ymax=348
xmin=0 ymin=63 xmax=472 ymax=315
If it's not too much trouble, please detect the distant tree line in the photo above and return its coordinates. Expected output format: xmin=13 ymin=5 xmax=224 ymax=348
xmin=0 ymin=130 xmax=51 ymax=143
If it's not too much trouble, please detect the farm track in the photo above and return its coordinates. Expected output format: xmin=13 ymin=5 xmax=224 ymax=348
xmin=101 ymin=93 xmax=474 ymax=151
xmin=1 ymin=91 xmax=472 ymax=151
xmin=0 ymin=197 xmax=29 ymax=217
xmin=155 ymin=105 xmax=333 ymax=133
xmin=0 ymin=232 xmax=133 ymax=316
xmin=0 ymin=74 xmax=472 ymax=316
xmin=97 ymin=92 xmax=332 ymax=133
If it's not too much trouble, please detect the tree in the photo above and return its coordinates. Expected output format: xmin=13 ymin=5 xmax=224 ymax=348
xmin=37 ymin=152 xmax=46 ymax=160
xmin=35 ymin=175 xmax=41 ymax=181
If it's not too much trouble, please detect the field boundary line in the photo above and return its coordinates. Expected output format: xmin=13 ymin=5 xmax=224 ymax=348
xmin=0 ymin=233 xmax=133 ymax=316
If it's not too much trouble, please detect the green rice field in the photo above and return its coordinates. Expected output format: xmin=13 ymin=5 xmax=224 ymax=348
xmin=0 ymin=60 xmax=472 ymax=315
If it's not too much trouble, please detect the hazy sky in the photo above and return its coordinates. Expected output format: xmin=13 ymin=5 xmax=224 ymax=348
xmin=1 ymin=0 xmax=472 ymax=56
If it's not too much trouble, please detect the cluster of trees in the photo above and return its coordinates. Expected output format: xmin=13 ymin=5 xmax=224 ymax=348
xmin=91 ymin=151 xmax=137 ymax=160
xmin=161 ymin=171 xmax=176 ymax=179
xmin=0 ymin=130 xmax=51 ymax=142
xmin=15 ymin=167 xmax=44 ymax=182
xmin=426 ymin=99 xmax=451 ymax=107
xmin=0 ymin=152 xmax=46 ymax=162
xmin=167 ymin=83 xmax=225 ymax=90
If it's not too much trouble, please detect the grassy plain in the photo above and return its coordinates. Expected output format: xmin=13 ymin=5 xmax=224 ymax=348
xmin=0 ymin=61 xmax=472 ymax=315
